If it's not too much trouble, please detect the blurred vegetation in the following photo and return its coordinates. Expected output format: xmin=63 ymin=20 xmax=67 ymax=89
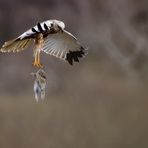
xmin=0 ymin=0 xmax=148 ymax=148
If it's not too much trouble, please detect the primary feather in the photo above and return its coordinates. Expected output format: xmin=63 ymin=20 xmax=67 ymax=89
xmin=0 ymin=38 xmax=32 ymax=53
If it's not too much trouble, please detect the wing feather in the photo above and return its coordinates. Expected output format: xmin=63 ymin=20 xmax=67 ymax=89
xmin=42 ymin=30 xmax=87 ymax=65
xmin=0 ymin=38 xmax=32 ymax=53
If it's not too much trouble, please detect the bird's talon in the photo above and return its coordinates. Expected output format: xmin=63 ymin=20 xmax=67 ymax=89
xmin=38 ymin=63 xmax=43 ymax=68
xmin=33 ymin=62 xmax=43 ymax=68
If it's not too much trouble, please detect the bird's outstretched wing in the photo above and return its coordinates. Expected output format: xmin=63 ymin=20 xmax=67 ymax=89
xmin=0 ymin=38 xmax=32 ymax=53
xmin=0 ymin=20 xmax=63 ymax=53
xmin=42 ymin=30 xmax=87 ymax=65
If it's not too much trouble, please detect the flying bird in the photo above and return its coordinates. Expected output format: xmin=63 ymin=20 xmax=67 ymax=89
xmin=0 ymin=19 xmax=87 ymax=67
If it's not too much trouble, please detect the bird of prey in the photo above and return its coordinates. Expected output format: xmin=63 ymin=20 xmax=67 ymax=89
xmin=31 ymin=69 xmax=46 ymax=101
xmin=0 ymin=19 xmax=87 ymax=67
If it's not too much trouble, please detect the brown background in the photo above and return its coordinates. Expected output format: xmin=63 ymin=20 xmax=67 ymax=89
xmin=0 ymin=0 xmax=148 ymax=148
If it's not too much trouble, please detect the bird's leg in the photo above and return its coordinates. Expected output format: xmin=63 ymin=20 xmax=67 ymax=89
xmin=33 ymin=49 xmax=38 ymax=67
xmin=37 ymin=50 xmax=43 ymax=68
xmin=33 ymin=50 xmax=43 ymax=68
xmin=33 ymin=33 xmax=44 ymax=68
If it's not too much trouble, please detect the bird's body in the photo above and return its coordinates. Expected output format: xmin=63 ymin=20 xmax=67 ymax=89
xmin=0 ymin=19 xmax=87 ymax=67
xmin=31 ymin=69 xmax=46 ymax=101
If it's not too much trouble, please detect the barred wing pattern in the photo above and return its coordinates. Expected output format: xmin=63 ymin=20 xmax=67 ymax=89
xmin=42 ymin=30 xmax=87 ymax=65
xmin=0 ymin=38 xmax=32 ymax=53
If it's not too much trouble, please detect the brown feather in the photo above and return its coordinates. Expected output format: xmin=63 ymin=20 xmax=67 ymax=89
xmin=0 ymin=38 xmax=32 ymax=53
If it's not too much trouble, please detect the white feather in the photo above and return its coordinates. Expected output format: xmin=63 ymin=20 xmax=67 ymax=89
xmin=41 ymin=30 xmax=81 ymax=60
xmin=18 ymin=20 xmax=65 ymax=40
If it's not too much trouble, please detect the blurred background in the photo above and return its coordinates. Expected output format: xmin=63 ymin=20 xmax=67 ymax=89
xmin=0 ymin=0 xmax=148 ymax=147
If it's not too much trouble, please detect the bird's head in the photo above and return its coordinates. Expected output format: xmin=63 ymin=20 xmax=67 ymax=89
xmin=51 ymin=20 xmax=65 ymax=32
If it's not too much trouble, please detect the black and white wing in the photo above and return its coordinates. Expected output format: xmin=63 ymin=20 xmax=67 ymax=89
xmin=0 ymin=20 xmax=53 ymax=53
xmin=42 ymin=30 xmax=87 ymax=65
